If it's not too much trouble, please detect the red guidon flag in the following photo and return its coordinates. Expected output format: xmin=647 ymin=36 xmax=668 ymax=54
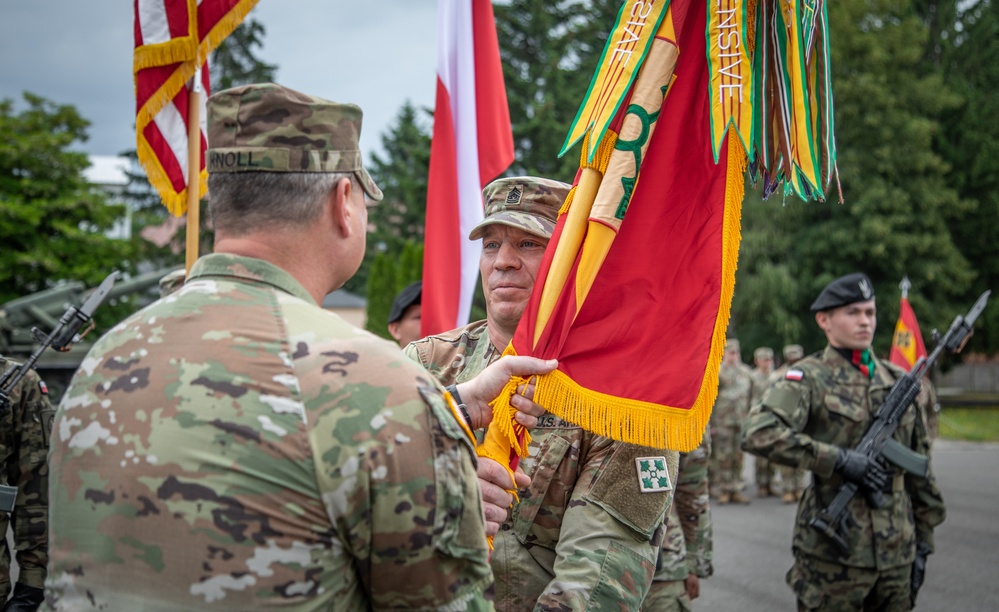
xmin=890 ymin=295 xmax=927 ymax=370
xmin=422 ymin=0 xmax=514 ymax=336
xmin=480 ymin=0 xmax=745 ymax=470
xmin=134 ymin=0 xmax=259 ymax=216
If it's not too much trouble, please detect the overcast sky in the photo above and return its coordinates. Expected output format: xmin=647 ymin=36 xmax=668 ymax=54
xmin=0 ymin=0 xmax=438 ymax=162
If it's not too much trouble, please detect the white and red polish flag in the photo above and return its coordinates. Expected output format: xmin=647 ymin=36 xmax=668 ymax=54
xmin=422 ymin=0 xmax=514 ymax=336
xmin=134 ymin=0 xmax=259 ymax=216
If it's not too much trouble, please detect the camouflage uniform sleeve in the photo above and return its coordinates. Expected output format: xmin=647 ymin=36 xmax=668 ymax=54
xmin=9 ymin=370 xmax=54 ymax=588
xmin=311 ymin=369 xmax=493 ymax=610
xmin=906 ymin=392 xmax=946 ymax=552
xmin=538 ymin=438 xmax=677 ymax=610
xmin=675 ymin=442 xmax=712 ymax=578
xmin=741 ymin=374 xmax=841 ymax=478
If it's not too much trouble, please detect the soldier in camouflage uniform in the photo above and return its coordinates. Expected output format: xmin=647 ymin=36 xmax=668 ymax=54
xmin=0 ymin=358 xmax=52 ymax=611
xmin=707 ymin=339 xmax=753 ymax=505
xmin=771 ymin=344 xmax=808 ymax=503
xmin=742 ymin=273 xmax=945 ymax=610
xmin=45 ymin=83 xmax=556 ymax=611
xmin=642 ymin=431 xmax=713 ymax=612
xmin=750 ymin=347 xmax=777 ymax=497
xmin=406 ymin=176 xmax=679 ymax=611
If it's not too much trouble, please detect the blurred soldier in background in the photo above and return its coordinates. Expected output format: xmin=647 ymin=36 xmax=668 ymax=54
xmin=0 ymin=357 xmax=52 ymax=612
xmin=708 ymin=339 xmax=753 ymax=505
xmin=387 ymin=281 xmax=422 ymax=348
xmin=750 ymin=347 xmax=777 ymax=497
xmin=773 ymin=344 xmax=808 ymax=503
xmin=643 ymin=431 xmax=713 ymax=611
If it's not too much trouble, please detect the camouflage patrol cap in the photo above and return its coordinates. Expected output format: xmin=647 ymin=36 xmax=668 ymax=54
xmin=810 ymin=272 xmax=875 ymax=311
xmin=783 ymin=344 xmax=804 ymax=360
xmin=469 ymin=176 xmax=570 ymax=240
xmin=206 ymin=83 xmax=383 ymax=201
xmin=754 ymin=347 xmax=774 ymax=360
xmin=725 ymin=338 xmax=740 ymax=352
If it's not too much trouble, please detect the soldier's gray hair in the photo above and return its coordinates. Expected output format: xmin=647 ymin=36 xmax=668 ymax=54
xmin=208 ymin=171 xmax=356 ymax=235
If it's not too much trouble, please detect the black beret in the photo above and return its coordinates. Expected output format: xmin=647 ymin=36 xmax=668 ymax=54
xmin=810 ymin=273 xmax=875 ymax=312
xmin=388 ymin=281 xmax=422 ymax=324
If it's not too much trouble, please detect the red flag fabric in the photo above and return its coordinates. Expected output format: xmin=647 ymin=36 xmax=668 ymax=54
xmin=422 ymin=0 xmax=514 ymax=336
xmin=134 ymin=0 xmax=259 ymax=216
xmin=479 ymin=0 xmax=743 ymax=463
xmin=890 ymin=297 xmax=927 ymax=370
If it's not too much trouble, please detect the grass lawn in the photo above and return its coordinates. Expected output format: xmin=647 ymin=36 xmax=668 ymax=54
xmin=938 ymin=407 xmax=999 ymax=443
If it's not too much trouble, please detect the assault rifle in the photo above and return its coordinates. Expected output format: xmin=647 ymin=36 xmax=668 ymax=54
xmin=0 ymin=271 xmax=118 ymax=513
xmin=810 ymin=290 xmax=991 ymax=555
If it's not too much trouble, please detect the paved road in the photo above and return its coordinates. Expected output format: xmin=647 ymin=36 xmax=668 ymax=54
xmin=698 ymin=439 xmax=999 ymax=610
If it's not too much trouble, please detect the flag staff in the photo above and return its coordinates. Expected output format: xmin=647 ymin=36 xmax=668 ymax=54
xmin=185 ymin=67 xmax=203 ymax=274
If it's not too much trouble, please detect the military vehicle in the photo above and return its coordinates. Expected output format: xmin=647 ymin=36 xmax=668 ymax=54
xmin=0 ymin=267 xmax=182 ymax=402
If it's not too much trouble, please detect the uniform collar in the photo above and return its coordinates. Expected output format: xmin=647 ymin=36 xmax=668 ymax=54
xmin=188 ymin=253 xmax=317 ymax=305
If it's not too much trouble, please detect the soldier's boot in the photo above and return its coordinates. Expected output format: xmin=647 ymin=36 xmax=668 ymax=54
xmin=729 ymin=491 xmax=751 ymax=505
xmin=795 ymin=488 xmax=804 ymax=501
xmin=717 ymin=492 xmax=732 ymax=505
xmin=781 ymin=491 xmax=797 ymax=504
xmin=757 ymin=485 xmax=772 ymax=498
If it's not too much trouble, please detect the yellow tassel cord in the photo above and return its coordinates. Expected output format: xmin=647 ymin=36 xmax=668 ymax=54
xmin=558 ymin=185 xmax=577 ymax=216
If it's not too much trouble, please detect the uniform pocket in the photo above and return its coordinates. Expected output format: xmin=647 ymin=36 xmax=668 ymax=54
xmin=824 ymin=392 xmax=866 ymax=423
xmin=513 ymin=434 xmax=570 ymax=539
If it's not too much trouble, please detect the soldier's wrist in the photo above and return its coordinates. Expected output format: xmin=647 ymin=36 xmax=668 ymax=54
xmin=446 ymin=384 xmax=474 ymax=428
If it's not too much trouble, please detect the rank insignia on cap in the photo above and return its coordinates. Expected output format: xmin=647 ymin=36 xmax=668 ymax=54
xmin=506 ymin=186 xmax=522 ymax=204
xmin=859 ymin=278 xmax=873 ymax=299
xmin=785 ymin=369 xmax=804 ymax=381
xmin=38 ymin=380 xmax=48 ymax=395
xmin=636 ymin=457 xmax=672 ymax=493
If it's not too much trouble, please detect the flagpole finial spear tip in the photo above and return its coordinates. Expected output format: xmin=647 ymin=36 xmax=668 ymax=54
xmin=899 ymin=275 xmax=911 ymax=298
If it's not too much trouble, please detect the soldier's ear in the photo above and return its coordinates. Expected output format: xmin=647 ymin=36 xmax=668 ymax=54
xmin=330 ymin=177 xmax=355 ymax=237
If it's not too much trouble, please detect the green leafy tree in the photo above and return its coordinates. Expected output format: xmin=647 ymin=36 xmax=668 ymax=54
xmin=347 ymin=101 xmax=432 ymax=295
xmin=0 ymin=93 xmax=133 ymax=303
xmin=494 ymin=0 xmax=621 ymax=181
xmin=365 ymin=251 xmax=395 ymax=339
xmin=733 ymin=0 xmax=973 ymax=356
xmin=365 ymin=241 xmax=424 ymax=339
xmin=936 ymin=0 xmax=999 ymax=354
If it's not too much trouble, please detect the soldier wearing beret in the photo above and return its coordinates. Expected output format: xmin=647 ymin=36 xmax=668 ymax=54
xmin=45 ymin=84 xmax=556 ymax=610
xmin=0 ymin=358 xmax=53 ymax=612
xmin=387 ymin=281 xmax=422 ymax=348
xmin=742 ymin=273 xmax=945 ymax=610
xmin=406 ymin=176 xmax=678 ymax=610
xmin=708 ymin=338 xmax=753 ymax=505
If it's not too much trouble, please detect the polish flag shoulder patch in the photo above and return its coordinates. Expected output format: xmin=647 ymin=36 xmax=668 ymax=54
xmin=785 ymin=369 xmax=804 ymax=382
xmin=38 ymin=380 xmax=49 ymax=395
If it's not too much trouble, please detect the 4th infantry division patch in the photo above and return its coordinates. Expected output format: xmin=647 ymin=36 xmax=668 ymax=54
xmin=636 ymin=456 xmax=672 ymax=493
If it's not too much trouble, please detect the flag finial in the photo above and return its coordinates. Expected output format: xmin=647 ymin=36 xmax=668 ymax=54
xmin=899 ymin=275 xmax=911 ymax=299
